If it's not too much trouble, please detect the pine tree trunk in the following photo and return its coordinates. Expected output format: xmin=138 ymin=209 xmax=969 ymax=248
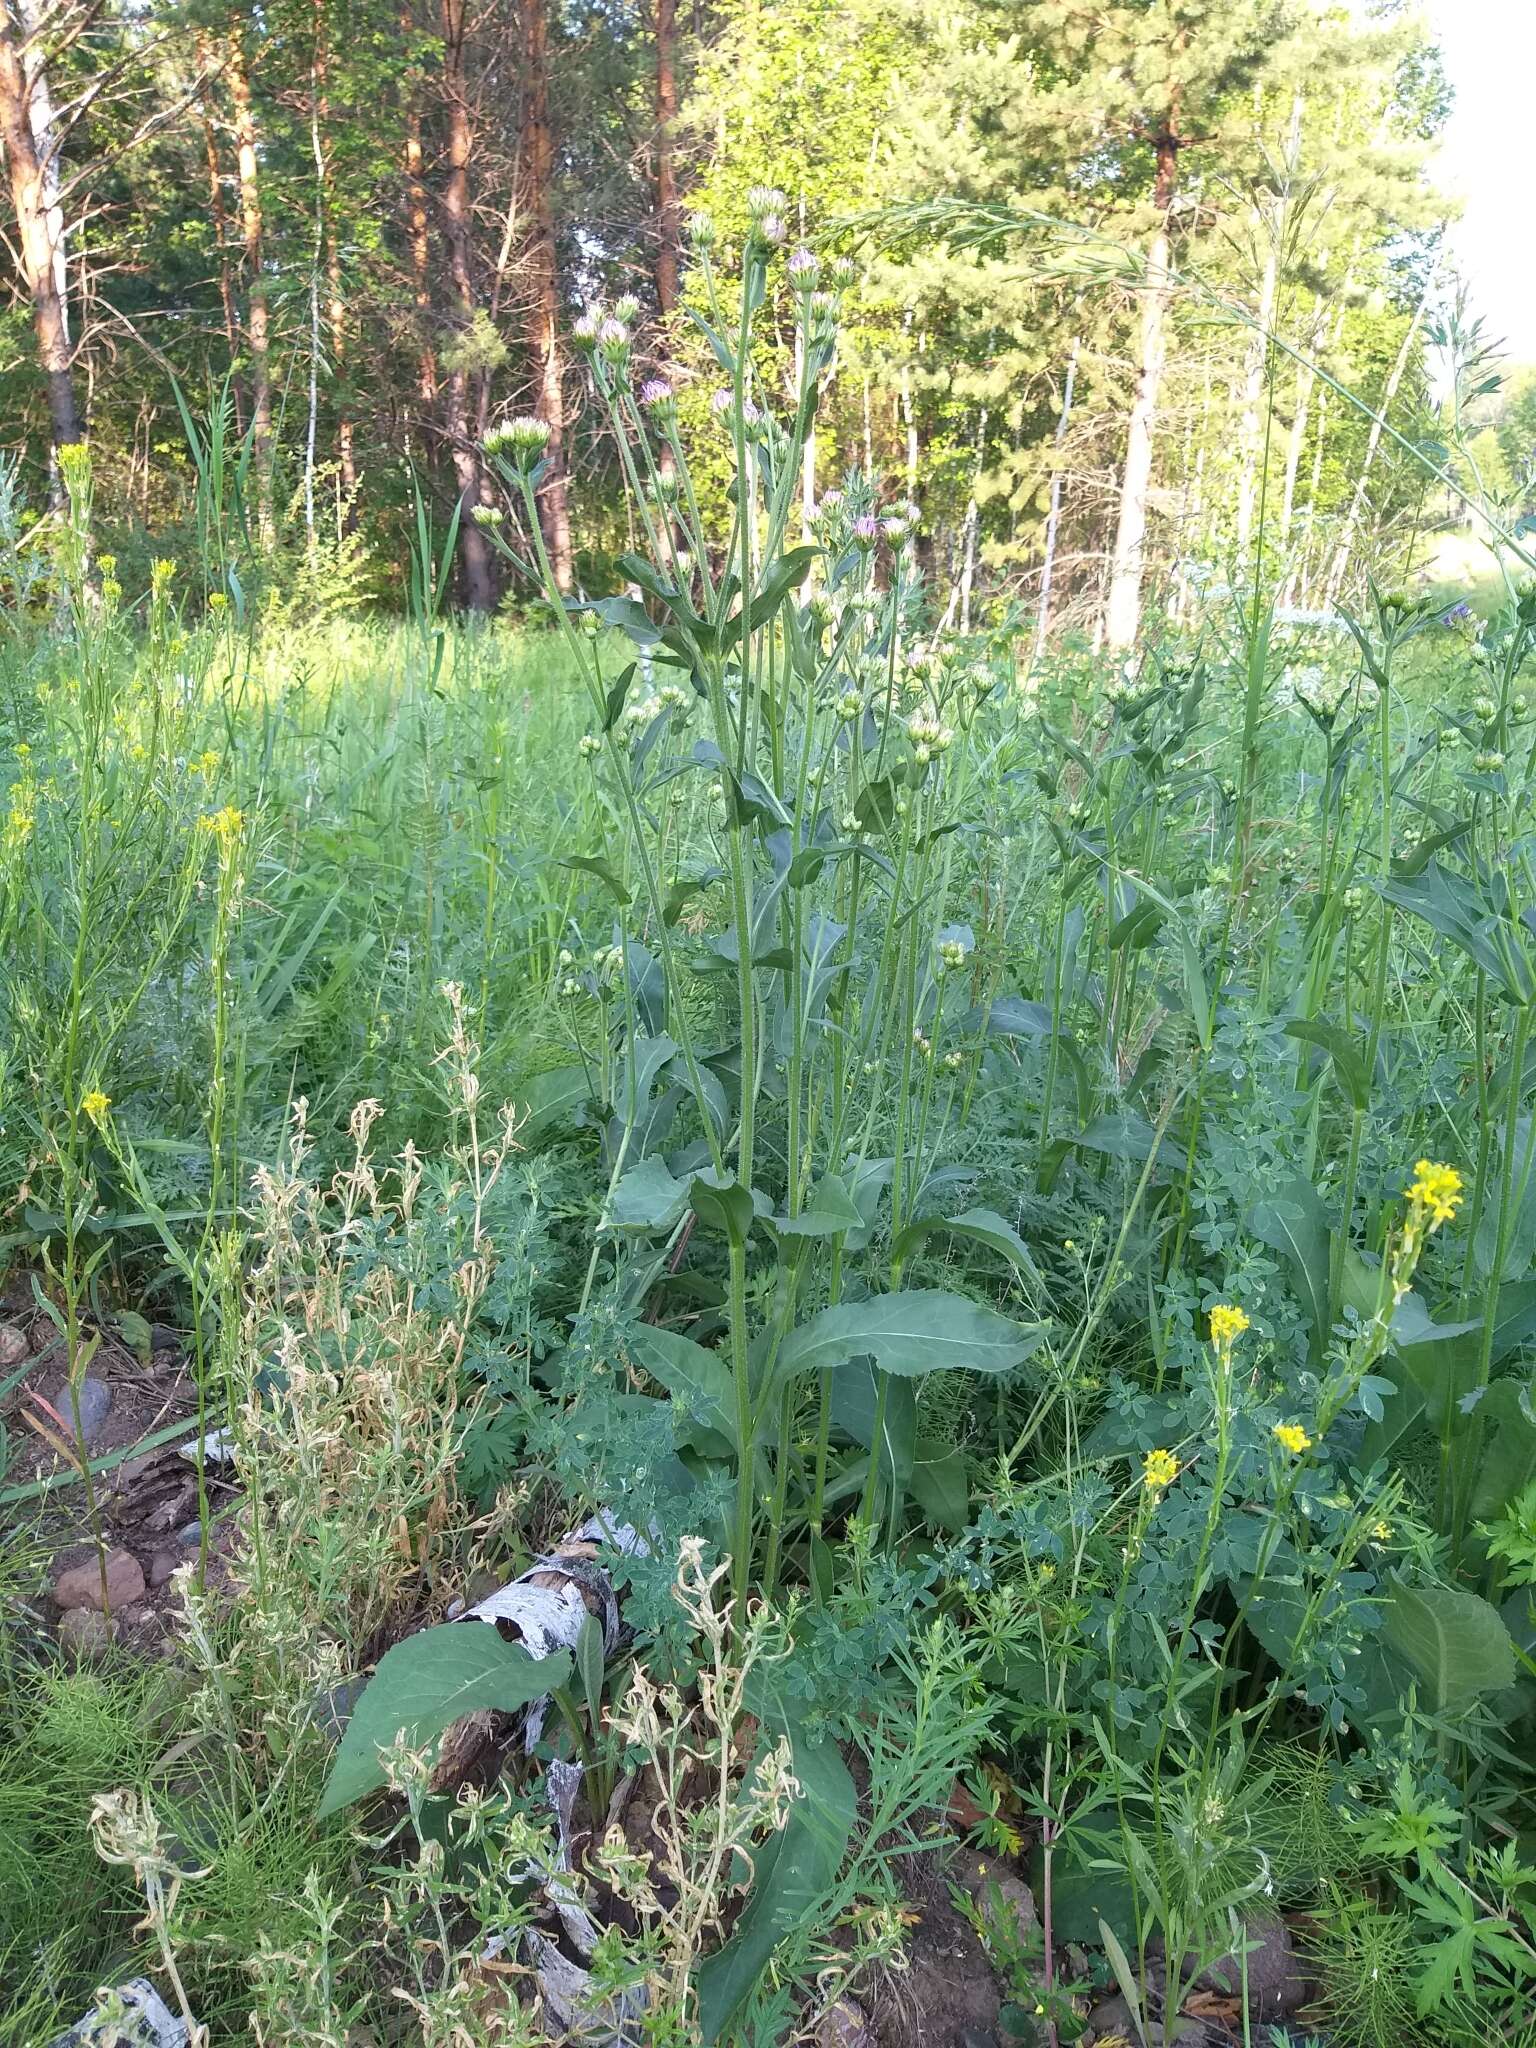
xmin=1105 ymin=124 xmax=1179 ymax=651
xmin=195 ymin=36 xmax=242 ymax=412
xmin=519 ymin=0 xmax=573 ymax=591
xmin=439 ymin=0 xmax=494 ymax=612
xmin=228 ymin=28 xmax=274 ymax=543
xmin=654 ymin=0 xmax=680 ymax=318
xmin=311 ymin=4 xmax=356 ymax=521
xmin=0 ymin=0 xmax=83 ymax=488
xmin=404 ymin=104 xmax=438 ymax=409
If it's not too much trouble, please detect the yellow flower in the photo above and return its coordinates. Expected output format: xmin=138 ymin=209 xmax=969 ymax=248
xmin=1142 ymin=1447 xmax=1179 ymax=1493
xmin=207 ymin=591 xmax=229 ymax=612
xmin=191 ymin=748 xmax=221 ymax=778
xmin=1209 ymin=1303 xmax=1250 ymax=1348
xmin=199 ymin=805 xmax=244 ymax=844
xmin=81 ymin=1089 xmax=111 ymax=1125
xmin=1407 ymin=1160 xmax=1463 ymax=1229
xmin=1371 ymin=1520 xmax=1393 ymax=1541
xmin=1273 ymin=1421 xmax=1312 ymax=1456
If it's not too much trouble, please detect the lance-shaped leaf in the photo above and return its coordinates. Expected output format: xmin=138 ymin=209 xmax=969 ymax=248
xmin=777 ymin=1289 xmax=1045 ymax=1380
xmin=319 ymin=1626 xmax=568 ymax=1817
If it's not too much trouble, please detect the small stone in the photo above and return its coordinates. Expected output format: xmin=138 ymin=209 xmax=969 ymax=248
xmin=982 ymin=1871 xmax=1038 ymax=1945
xmin=149 ymin=1549 xmax=183 ymax=1588
xmin=61 ymin=1373 xmax=113 ymax=1445
xmin=1194 ymin=1911 xmax=1305 ymax=2021
xmin=54 ymin=1547 xmax=146 ymax=1612
xmin=177 ymin=1520 xmax=202 ymax=1546
xmin=150 ymin=1322 xmax=182 ymax=1353
xmin=57 ymin=1607 xmax=115 ymax=1661
xmin=815 ymin=1998 xmax=871 ymax=2048
xmin=0 ymin=1321 xmax=27 ymax=1368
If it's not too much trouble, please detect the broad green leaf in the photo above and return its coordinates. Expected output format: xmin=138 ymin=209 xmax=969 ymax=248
xmin=1382 ymin=1581 xmax=1515 ymax=1712
xmin=1380 ymin=863 xmax=1535 ymax=1004
xmin=1284 ymin=1017 xmax=1372 ymax=1112
xmin=621 ymin=1033 xmax=679 ymax=1118
xmin=559 ymin=854 xmax=631 ymax=906
xmin=831 ymin=1360 xmax=915 ymax=1482
xmin=1250 ymin=1178 xmax=1331 ymax=1358
xmin=689 ymin=1172 xmax=756 ymax=1246
xmin=891 ymin=1205 xmax=1041 ymax=1284
xmin=1465 ymin=1379 xmax=1536 ymax=1527
xmin=910 ymin=1440 xmax=970 ymax=1530
xmin=519 ymin=1064 xmax=594 ymax=1139
xmin=1473 ymin=1117 xmax=1536 ymax=1281
xmin=609 ymin=1156 xmax=689 ymax=1232
xmin=976 ymin=996 xmax=1053 ymax=1038
xmin=1072 ymin=1112 xmax=1179 ymax=1169
xmin=626 ymin=1323 xmax=738 ymax=1450
xmin=770 ymin=1172 xmax=865 ymax=1239
xmin=319 ymin=1627 xmax=568 ymax=1817
xmin=696 ymin=1687 xmax=854 ymax=2041
xmin=601 ymin=660 xmax=637 ymax=732
xmin=1390 ymin=1303 xmax=1484 ymax=1433
xmin=777 ymin=1289 xmax=1046 ymax=1381
xmin=574 ymin=593 xmax=661 ymax=646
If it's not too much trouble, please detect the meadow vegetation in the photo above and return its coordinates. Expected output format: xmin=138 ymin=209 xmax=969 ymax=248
xmin=4 ymin=9 xmax=1536 ymax=2043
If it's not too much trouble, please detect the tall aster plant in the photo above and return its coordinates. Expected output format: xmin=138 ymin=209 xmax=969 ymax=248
xmin=483 ymin=191 xmax=1046 ymax=1618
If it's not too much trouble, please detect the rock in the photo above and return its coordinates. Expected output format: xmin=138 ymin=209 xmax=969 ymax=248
xmin=150 ymin=1322 xmax=182 ymax=1353
xmin=981 ymin=1871 xmax=1038 ymax=1945
xmin=1087 ymin=1992 xmax=1139 ymax=2043
xmin=815 ymin=1998 xmax=872 ymax=2048
xmin=48 ymin=1977 xmax=188 ymax=2047
xmin=177 ymin=1520 xmax=203 ymax=1546
xmin=314 ymin=1674 xmax=369 ymax=1744
xmin=58 ymin=1372 xmax=112 ymax=1444
xmin=149 ymin=1548 xmax=184 ymax=1588
xmin=57 ymin=1607 xmax=115 ymax=1661
xmin=54 ymin=1546 xmax=146 ymax=1612
xmin=1190 ymin=1911 xmax=1306 ymax=2021
xmin=0 ymin=1320 xmax=28 ymax=1368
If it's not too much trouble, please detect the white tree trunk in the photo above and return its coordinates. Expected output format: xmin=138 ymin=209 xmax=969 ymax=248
xmin=1105 ymin=221 xmax=1171 ymax=650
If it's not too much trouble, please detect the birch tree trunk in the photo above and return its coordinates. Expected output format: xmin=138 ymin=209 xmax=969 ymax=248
xmin=0 ymin=0 xmax=84 ymax=488
xmin=1105 ymin=124 xmax=1179 ymax=651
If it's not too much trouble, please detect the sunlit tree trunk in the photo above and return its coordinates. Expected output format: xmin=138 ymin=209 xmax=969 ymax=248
xmin=654 ymin=0 xmax=680 ymax=318
xmin=228 ymin=26 xmax=274 ymax=542
xmin=519 ymin=0 xmax=572 ymax=590
xmin=439 ymin=0 xmax=494 ymax=611
xmin=195 ymin=35 xmax=241 ymax=413
xmin=0 ymin=0 xmax=83 ymax=490
xmin=1105 ymin=121 xmax=1179 ymax=650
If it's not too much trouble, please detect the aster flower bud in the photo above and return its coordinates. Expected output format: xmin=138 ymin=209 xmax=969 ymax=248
xmin=688 ymin=210 xmax=717 ymax=249
xmin=746 ymin=184 xmax=788 ymax=220
xmin=787 ymin=247 xmax=820 ymax=290
xmin=572 ymin=309 xmax=603 ymax=352
xmin=614 ymin=294 xmax=641 ymax=325
xmin=485 ymin=415 xmax=551 ymax=471
xmin=829 ymin=255 xmax=859 ymax=290
xmin=851 ymin=514 xmax=880 ymax=548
